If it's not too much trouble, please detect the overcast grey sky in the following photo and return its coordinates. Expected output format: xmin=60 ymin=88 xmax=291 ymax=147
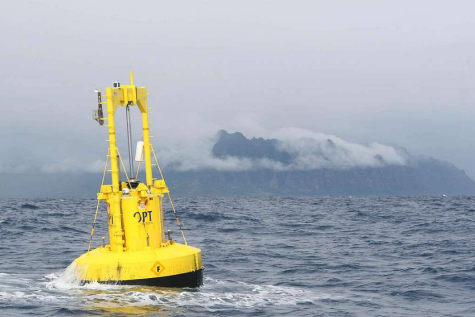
xmin=1 ymin=1 xmax=475 ymax=177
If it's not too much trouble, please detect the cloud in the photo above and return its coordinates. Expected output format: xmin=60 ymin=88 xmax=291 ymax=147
xmin=0 ymin=163 xmax=31 ymax=174
xmin=39 ymin=159 xmax=106 ymax=174
xmin=0 ymin=125 xmax=408 ymax=174
xmin=156 ymin=138 xmax=254 ymax=172
xmin=273 ymin=127 xmax=408 ymax=170
xmin=155 ymin=127 xmax=408 ymax=171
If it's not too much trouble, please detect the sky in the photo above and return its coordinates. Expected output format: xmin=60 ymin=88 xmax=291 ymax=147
xmin=1 ymin=1 xmax=475 ymax=178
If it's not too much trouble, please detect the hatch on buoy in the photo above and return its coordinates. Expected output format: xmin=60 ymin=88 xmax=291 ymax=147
xmin=74 ymin=72 xmax=203 ymax=287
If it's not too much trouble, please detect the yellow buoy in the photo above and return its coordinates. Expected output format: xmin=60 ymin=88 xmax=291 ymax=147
xmin=74 ymin=72 xmax=203 ymax=287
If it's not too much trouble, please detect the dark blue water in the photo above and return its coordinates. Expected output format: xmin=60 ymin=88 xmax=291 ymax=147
xmin=1 ymin=196 xmax=475 ymax=316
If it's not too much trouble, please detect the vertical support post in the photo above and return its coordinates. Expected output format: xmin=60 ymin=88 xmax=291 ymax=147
xmin=105 ymin=87 xmax=124 ymax=253
xmin=106 ymin=88 xmax=120 ymax=192
xmin=142 ymin=106 xmax=154 ymax=187
xmin=110 ymin=196 xmax=123 ymax=252
xmin=125 ymin=105 xmax=134 ymax=178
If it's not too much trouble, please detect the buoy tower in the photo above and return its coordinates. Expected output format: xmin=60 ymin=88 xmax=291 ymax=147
xmin=74 ymin=72 xmax=203 ymax=287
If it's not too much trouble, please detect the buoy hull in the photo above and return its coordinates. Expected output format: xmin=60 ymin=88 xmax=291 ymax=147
xmin=74 ymin=242 xmax=203 ymax=288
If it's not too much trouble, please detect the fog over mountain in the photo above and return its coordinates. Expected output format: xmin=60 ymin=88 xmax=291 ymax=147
xmin=1 ymin=129 xmax=473 ymax=198
xmin=156 ymin=128 xmax=409 ymax=172
xmin=160 ymin=130 xmax=474 ymax=196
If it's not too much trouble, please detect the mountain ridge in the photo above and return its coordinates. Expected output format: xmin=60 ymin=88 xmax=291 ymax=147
xmin=1 ymin=129 xmax=473 ymax=198
xmin=203 ymin=129 xmax=475 ymax=196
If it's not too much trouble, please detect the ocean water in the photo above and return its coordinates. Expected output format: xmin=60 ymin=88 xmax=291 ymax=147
xmin=0 ymin=196 xmax=475 ymax=316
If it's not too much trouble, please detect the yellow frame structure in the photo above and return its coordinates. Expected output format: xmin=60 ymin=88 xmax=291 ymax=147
xmin=74 ymin=73 xmax=202 ymax=287
xmin=106 ymin=72 xmax=154 ymax=191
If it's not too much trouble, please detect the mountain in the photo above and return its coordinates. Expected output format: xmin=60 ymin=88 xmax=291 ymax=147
xmin=164 ymin=130 xmax=475 ymax=196
xmin=212 ymin=130 xmax=292 ymax=164
xmin=1 ymin=130 xmax=474 ymax=198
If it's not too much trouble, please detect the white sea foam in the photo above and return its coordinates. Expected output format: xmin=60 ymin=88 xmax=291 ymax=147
xmin=152 ymin=278 xmax=331 ymax=309
xmin=3 ymin=266 xmax=334 ymax=313
xmin=72 ymin=277 xmax=334 ymax=311
xmin=44 ymin=273 xmax=58 ymax=280
xmin=45 ymin=262 xmax=84 ymax=291
xmin=0 ymin=290 xmax=70 ymax=302
xmin=0 ymin=273 xmax=68 ymax=304
xmin=45 ymin=262 xmax=130 ymax=292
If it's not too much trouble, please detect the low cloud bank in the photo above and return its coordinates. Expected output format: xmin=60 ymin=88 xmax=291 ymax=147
xmin=156 ymin=127 xmax=408 ymax=171
xmin=0 ymin=159 xmax=106 ymax=174
xmin=274 ymin=127 xmax=407 ymax=170
xmin=40 ymin=159 xmax=106 ymax=173
xmin=0 ymin=127 xmax=408 ymax=174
